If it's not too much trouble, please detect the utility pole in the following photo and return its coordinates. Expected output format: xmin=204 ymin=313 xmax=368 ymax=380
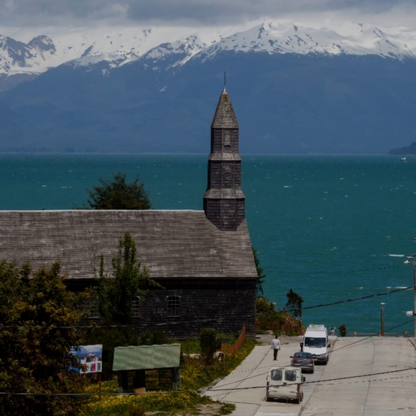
xmin=413 ymin=254 xmax=416 ymax=338
xmin=380 ymin=302 xmax=385 ymax=336
xmin=404 ymin=237 xmax=416 ymax=338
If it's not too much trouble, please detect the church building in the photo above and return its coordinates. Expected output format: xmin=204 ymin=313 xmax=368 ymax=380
xmin=0 ymin=87 xmax=257 ymax=338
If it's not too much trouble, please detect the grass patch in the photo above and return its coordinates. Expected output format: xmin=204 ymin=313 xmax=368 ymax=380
xmin=180 ymin=338 xmax=256 ymax=391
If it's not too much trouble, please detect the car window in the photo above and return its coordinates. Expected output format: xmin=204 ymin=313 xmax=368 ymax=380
xmin=305 ymin=337 xmax=326 ymax=347
xmin=294 ymin=352 xmax=311 ymax=358
xmin=285 ymin=370 xmax=297 ymax=382
xmin=270 ymin=369 xmax=282 ymax=381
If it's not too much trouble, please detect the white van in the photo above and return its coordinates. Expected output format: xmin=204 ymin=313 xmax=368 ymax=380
xmin=301 ymin=324 xmax=330 ymax=364
xmin=266 ymin=366 xmax=304 ymax=403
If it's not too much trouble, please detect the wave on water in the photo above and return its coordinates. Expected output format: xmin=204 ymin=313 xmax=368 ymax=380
xmin=389 ymin=254 xmax=404 ymax=257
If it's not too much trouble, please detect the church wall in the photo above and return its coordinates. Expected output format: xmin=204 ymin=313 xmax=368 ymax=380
xmin=139 ymin=279 xmax=256 ymax=339
xmin=69 ymin=278 xmax=256 ymax=340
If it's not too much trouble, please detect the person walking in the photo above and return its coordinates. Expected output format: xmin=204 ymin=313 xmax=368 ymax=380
xmin=271 ymin=335 xmax=280 ymax=360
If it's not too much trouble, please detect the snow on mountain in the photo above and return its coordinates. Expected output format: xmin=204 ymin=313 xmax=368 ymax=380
xmin=0 ymin=34 xmax=57 ymax=75
xmin=0 ymin=26 xmax=204 ymax=75
xmin=198 ymin=22 xmax=416 ymax=61
xmin=1 ymin=21 xmax=416 ymax=78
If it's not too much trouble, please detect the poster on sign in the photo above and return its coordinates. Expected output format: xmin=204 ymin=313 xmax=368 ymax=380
xmin=70 ymin=345 xmax=103 ymax=374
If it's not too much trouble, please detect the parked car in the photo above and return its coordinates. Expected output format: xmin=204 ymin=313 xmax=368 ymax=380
xmin=266 ymin=366 xmax=305 ymax=403
xmin=290 ymin=351 xmax=314 ymax=374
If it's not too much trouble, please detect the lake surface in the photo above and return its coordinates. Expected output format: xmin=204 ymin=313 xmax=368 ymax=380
xmin=1 ymin=153 xmax=415 ymax=335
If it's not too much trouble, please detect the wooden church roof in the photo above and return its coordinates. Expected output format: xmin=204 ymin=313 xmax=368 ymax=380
xmin=0 ymin=209 xmax=257 ymax=280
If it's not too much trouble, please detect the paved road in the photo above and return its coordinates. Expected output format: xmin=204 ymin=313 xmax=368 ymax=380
xmin=205 ymin=335 xmax=416 ymax=416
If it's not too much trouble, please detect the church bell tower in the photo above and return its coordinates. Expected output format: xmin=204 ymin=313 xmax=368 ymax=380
xmin=203 ymin=87 xmax=245 ymax=231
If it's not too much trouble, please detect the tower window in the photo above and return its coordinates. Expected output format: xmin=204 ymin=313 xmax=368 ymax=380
xmin=166 ymin=295 xmax=181 ymax=318
xmin=223 ymin=131 xmax=231 ymax=148
xmin=223 ymin=166 xmax=232 ymax=187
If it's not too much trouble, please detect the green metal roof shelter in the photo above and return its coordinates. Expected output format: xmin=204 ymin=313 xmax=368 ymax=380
xmin=113 ymin=344 xmax=181 ymax=392
xmin=113 ymin=344 xmax=181 ymax=371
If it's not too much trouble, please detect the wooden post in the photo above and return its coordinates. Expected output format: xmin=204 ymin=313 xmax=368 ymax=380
xmin=118 ymin=372 xmax=128 ymax=393
xmin=171 ymin=367 xmax=180 ymax=390
xmin=98 ymin=373 xmax=102 ymax=401
xmin=81 ymin=374 xmax=84 ymax=407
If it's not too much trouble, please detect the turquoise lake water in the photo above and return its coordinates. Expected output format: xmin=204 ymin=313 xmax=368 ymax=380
xmin=1 ymin=153 xmax=415 ymax=335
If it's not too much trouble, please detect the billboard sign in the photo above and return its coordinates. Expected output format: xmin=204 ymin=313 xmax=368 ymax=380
xmin=70 ymin=344 xmax=103 ymax=374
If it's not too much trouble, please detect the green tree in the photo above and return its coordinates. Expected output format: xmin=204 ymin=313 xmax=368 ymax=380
xmin=200 ymin=328 xmax=220 ymax=365
xmin=285 ymin=289 xmax=304 ymax=318
xmin=252 ymin=247 xmax=266 ymax=297
xmin=0 ymin=261 xmax=84 ymax=416
xmin=139 ymin=330 xmax=170 ymax=346
xmin=95 ymin=232 xmax=161 ymax=325
xmin=84 ymin=172 xmax=152 ymax=210
xmin=339 ymin=324 xmax=347 ymax=337
xmin=84 ymin=233 xmax=162 ymax=377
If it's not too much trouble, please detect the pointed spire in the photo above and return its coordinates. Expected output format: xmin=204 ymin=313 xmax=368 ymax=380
xmin=211 ymin=89 xmax=239 ymax=129
xmin=204 ymin=86 xmax=245 ymax=231
xmin=223 ymin=71 xmax=227 ymax=93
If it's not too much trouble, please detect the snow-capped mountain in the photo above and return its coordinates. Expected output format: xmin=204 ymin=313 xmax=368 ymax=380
xmin=1 ymin=21 xmax=416 ymax=80
xmin=3 ymin=20 xmax=416 ymax=155
xmin=200 ymin=22 xmax=416 ymax=60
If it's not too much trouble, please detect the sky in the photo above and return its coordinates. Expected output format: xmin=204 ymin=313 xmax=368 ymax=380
xmin=1 ymin=0 xmax=416 ymax=37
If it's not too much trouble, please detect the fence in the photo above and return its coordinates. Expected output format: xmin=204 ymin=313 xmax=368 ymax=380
xmin=343 ymin=332 xmax=412 ymax=337
xmin=221 ymin=327 xmax=246 ymax=356
xmin=255 ymin=320 xmax=303 ymax=335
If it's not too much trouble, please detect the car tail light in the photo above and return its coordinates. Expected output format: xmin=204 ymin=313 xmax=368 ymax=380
xmin=293 ymin=359 xmax=298 ymax=363
xmin=309 ymin=360 xmax=313 ymax=364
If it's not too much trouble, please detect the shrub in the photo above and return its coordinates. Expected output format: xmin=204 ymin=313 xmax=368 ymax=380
xmin=139 ymin=330 xmax=170 ymax=345
xmin=200 ymin=328 xmax=219 ymax=365
xmin=339 ymin=324 xmax=347 ymax=337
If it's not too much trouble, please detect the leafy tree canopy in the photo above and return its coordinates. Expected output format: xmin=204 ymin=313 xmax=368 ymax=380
xmin=84 ymin=233 xmax=163 ymax=377
xmin=84 ymin=172 xmax=152 ymax=210
xmin=285 ymin=288 xmax=304 ymax=318
xmin=0 ymin=261 xmax=84 ymax=416
xmin=95 ymin=232 xmax=161 ymax=325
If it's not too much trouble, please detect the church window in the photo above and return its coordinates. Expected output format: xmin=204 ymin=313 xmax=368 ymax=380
xmin=132 ymin=296 xmax=140 ymax=318
xmin=166 ymin=295 xmax=181 ymax=317
xmin=86 ymin=296 xmax=100 ymax=319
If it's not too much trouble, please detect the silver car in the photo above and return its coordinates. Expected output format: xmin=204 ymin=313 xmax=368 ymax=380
xmin=290 ymin=351 xmax=314 ymax=374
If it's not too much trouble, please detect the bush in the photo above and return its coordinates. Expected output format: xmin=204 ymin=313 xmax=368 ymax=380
xmin=339 ymin=324 xmax=347 ymax=337
xmin=200 ymin=328 xmax=219 ymax=365
xmin=255 ymin=297 xmax=275 ymax=315
xmin=139 ymin=330 xmax=170 ymax=345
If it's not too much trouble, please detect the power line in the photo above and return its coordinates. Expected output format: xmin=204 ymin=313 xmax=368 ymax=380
xmin=303 ymin=286 xmax=413 ymax=311
xmin=278 ymin=263 xmax=402 ymax=275
xmin=5 ymin=367 xmax=414 ymax=398
xmin=4 ymin=286 xmax=413 ymax=330
xmin=207 ymin=320 xmax=414 ymax=392
xmin=208 ymin=367 xmax=416 ymax=396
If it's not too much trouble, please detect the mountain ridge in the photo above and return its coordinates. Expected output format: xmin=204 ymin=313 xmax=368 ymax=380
xmin=1 ymin=20 xmax=416 ymax=92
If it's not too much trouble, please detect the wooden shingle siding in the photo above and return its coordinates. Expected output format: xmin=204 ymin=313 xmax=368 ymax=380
xmin=134 ymin=279 xmax=256 ymax=338
xmin=0 ymin=210 xmax=257 ymax=279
